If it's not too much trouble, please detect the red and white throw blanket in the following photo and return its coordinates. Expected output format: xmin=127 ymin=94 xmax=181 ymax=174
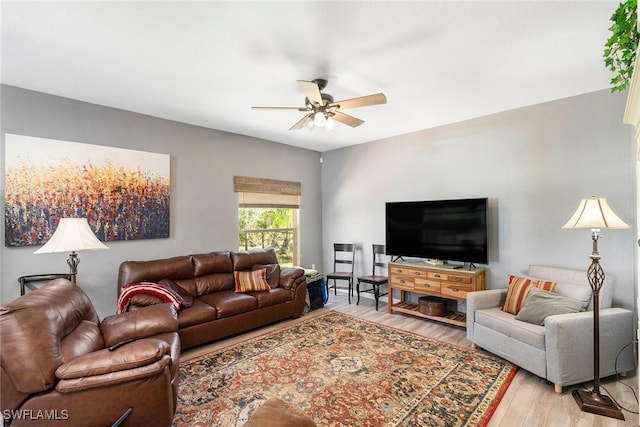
xmin=117 ymin=282 xmax=182 ymax=314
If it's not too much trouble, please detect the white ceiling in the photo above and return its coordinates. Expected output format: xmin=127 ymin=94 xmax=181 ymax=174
xmin=1 ymin=1 xmax=618 ymax=152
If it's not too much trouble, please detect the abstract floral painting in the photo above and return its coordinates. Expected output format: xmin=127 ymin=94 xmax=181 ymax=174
xmin=4 ymin=134 xmax=170 ymax=247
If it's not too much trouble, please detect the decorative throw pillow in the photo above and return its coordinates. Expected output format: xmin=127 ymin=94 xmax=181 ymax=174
xmin=502 ymin=275 xmax=556 ymax=315
xmin=235 ymin=268 xmax=271 ymax=292
xmin=515 ymin=288 xmax=585 ymax=325
xmin=252 ymin=263 xmax=281 ymax=288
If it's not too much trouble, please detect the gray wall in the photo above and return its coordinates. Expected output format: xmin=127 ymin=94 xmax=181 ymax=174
xmin=321 ymin=89 xmax=637 ymax=310
xmin=0 ymin=85 xmax=324 ymax=318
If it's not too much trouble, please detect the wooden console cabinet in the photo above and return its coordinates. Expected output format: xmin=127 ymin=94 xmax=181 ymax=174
xmin=387 ymin=262 xmax=486 ymax=328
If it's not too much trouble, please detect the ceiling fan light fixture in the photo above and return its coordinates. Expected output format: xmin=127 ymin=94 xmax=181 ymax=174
xmin=313 ymin=112 xmax=327 ymax=127
xmin=325 ymin=116 xmax=336 ymax=131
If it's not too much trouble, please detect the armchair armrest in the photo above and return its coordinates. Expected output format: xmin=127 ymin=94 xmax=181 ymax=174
xmin=100 ymin=303 xmax=178 ymax=348
xmin=466 ymin=289 xmax=507 ymax=342
xmin=545 ymin=307 xmax=635 ymax=386
xmin=55 ymin=338 xmax=172 ymax=393
xmin=279 ymin=267 xmax=305 ymax=290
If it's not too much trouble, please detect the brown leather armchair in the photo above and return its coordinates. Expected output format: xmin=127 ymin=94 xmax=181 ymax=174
xmin=1 ymin=278 xmax=180 ymax=426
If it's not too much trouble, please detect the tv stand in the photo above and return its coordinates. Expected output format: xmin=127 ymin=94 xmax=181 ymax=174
xmin=387 ymin=261 xmax=486 ymax=328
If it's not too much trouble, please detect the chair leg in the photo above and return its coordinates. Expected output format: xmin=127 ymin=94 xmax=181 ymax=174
xmin=373 ymin=284 xmax=379 ymax=311
xmin=348 ymin=279 xmax=352 ymax=304
xmin=356 ymin=281 xmax=361 ymax=305
xmin=334 ymin=279 xmax=337 ymax=295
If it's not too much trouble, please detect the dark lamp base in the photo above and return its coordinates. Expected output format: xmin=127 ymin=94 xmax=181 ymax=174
xmin=572 ymin=389 xmax=625 ymax=420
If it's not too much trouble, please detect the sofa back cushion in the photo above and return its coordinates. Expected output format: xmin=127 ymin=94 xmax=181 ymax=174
xmin=190 ymin=273 xmax=235 ymax=296
xmin=528 ymin=265 xmax=610 ymax=309
xmin=192 ymin=251 xmax=233 ymax=276
xmin=231 ymin=248 xmax=279 ymax=271
xmin=0 ymin=279 xmax=101 ymax=395
xmin=118 ymin=256 xmax=194 ymax=293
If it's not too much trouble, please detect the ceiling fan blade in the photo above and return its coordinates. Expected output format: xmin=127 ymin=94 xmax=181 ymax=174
xmin=332 ymin=111 xmax=364 ymax=128
xmin=252 ymin=106 xmax=308 ymax=111
xmin=289 ymin=114 xmax=313 ymax=131
xmin=297 ymin=80 xmax=323 ymax=105
xmin=330 ymin=93 xmax=387 ymax=109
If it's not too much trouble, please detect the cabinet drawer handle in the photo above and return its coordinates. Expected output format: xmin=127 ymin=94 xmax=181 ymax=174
xmin=434 ymin=274 xmax=441 ymax=278
xmin=454 ymin=278 xmax=462 ymax=282
xmin=452 ymin=288 xmax=459 ymax=292
xmin=414 ymin=271 xmax=420 ymax=276
xmin=424 ymin=284 xmax=431 ymax=288
xmin=399 ymin=279 xmax=405 ymax=284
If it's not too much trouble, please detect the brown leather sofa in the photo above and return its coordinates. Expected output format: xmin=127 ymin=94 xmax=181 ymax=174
xmin=117 ymin=248 xmax=307 ymax=350
xmin=1 ymin=278 xmax=180 ymax=427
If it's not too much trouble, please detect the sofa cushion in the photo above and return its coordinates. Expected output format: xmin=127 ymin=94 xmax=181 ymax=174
xmin=192 ymin=251 xmax=233 ymax=276
xmin=232 ymin=248 xmax=279 ymax=271
xmin=251 ymin=287 xmax=293 ymax=308
xmin=528 ymin=264 xmax=613 ymax=309
xmin=235 ymin=269 xmax=271 ymax=292
xmin=502 ymin=275 xmax=556 ymax=315
xmin=515 ymin=288 xmax=585 ymax=325
xmin=118 ymin=256 xmax=193 ymax=292
xmin=198 ymin=290 xmax=259 ymax=319
xmin=176 ymin=299 xmax=218 ymax=328
xmin=476 ymin=307 xmax=546 ymax=351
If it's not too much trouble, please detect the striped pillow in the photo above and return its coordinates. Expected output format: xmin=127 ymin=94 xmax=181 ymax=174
xmin=502 ymin=275 xmax=556 ymax=315
xmin=235 ymin=268 xmax=271 ymax=292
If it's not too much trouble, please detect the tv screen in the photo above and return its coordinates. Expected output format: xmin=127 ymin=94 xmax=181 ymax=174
xmin=385 ymin=198 xmax=488 ymax=264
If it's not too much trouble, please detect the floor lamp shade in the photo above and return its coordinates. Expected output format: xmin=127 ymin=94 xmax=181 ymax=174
xmin=34 ymin=218 xmax=108 ymax=282
xmin=562 ymin=197 xmax=629 ymax=420
xmin=562 ymin=197 xmax=629 ymax=230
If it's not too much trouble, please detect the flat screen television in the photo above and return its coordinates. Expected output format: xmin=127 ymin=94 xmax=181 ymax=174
xmin=385 ymin=198 xmax=488 ymax=264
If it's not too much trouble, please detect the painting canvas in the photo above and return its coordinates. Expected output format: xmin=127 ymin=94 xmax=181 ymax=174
xmin=4 ymin=134 xmax=170 ymax=247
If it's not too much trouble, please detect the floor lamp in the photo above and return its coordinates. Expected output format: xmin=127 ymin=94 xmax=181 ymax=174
xmin=34 ymin=218 xmax=109 ymax=284
xmin=562 ymin=196 xmax=629 ymax=420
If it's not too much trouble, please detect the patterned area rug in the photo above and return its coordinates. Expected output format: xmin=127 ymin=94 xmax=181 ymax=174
xmin=173 ymin=311 xmax=517 ymax=427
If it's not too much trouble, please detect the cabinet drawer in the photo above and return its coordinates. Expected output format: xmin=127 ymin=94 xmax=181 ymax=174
xmin=427 ymin=271 xmax=448 ymax=280
xmin=390 ymin=275 xmax=414 ymax=290
xmin=446 ymin=274 xmax=472 ymax=285
xmin=441 ymin=283 xmax=471 ymax=299
xmin=414 ymin=278 xmax=441 ymax=293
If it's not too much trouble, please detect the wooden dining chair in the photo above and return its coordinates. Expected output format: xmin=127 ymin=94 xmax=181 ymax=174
xmin=326 ymin=243 xmax=356 ymax=303
xmin=356 ymin=244 xmax=388 ymax=311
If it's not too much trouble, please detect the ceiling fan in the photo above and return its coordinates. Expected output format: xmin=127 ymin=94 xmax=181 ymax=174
xmin=252 ymin=79 xmax=387 ymax=131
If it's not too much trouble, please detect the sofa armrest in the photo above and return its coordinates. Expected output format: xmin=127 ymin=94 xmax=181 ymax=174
xmin=279 ymin=267 xmax=305 ymax=290
xmin=466 ymin=289 xmax=507 ymax=343
xmin=545 ymin=307 xmax=635 ymax=386
xmin=55 ymin=338 xmax=172 ymax=393
xmin=100 ymin=303 xmax=178 ymax=347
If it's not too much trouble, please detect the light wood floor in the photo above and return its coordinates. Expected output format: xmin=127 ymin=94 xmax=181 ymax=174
xmin=181 ymin=291 xmax=639 ymax=427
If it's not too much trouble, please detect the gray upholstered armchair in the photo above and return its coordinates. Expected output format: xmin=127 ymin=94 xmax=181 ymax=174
xmin=466 ymin=265 xmax=635 ymax=393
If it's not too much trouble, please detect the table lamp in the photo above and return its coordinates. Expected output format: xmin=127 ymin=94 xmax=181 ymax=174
xmin=34 ymin=217 xmax=109 ymax=283
xmin=562 ymin=196 xmax=629 ymax=420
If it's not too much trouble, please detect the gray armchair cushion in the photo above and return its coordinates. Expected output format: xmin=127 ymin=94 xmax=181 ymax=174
xmin=515 ymin=288 xmax=585 ymax=325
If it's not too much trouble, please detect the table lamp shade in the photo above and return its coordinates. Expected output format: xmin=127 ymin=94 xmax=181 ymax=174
xmin=562 ymin=197 xmax=629 ymax=230
xmin=34 ymin=218 xmax=108 ymax=254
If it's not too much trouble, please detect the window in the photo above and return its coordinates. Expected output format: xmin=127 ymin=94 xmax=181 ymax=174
xmin=234 ymin=177 xmax=300 ymax=266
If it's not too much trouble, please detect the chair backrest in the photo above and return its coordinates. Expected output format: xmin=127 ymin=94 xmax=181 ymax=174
xmin=372 ymin=244 xmax=387 ymax=275
xmin=333 ymin=243 xmax=356 ymax=273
